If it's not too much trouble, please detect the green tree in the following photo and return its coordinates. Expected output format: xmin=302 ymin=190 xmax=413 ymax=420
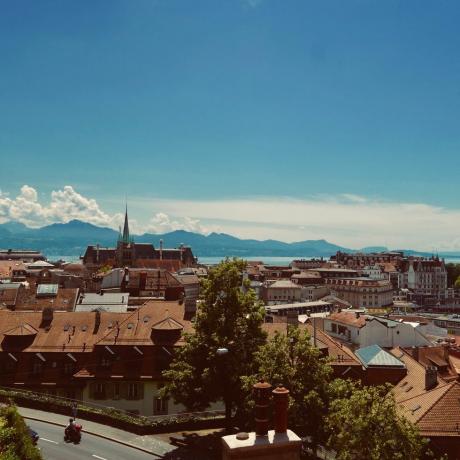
xmin=445 ymin=263 xmax=460 ymax=287
xmin=454 ymin=275 xmax=460 ymax=289
xmin=325 ymin=379 xmax=427 ymax=460
xmin=243 ymin=326 xmax=333 ymax=450
xmin=161 ymin=258 xmax=266 ymax=431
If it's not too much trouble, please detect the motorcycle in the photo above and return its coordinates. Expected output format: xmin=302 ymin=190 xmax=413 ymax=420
xmin=64 ymin=423 xmax=82 ymax=444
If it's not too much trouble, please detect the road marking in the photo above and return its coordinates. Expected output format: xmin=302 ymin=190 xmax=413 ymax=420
xmin=40 ymin=438 xmax=59 ymax=444
xmin=92 ymin=455 xmax=108 ymax=460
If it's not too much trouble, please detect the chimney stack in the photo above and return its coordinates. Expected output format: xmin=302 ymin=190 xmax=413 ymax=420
xmin=222 ymin=380 xmax=301 ymax=460
xmin=272 ymin=385 xmax=289 ymax=433
xmin=253 ymin=381 xmax=272 ymax=436
xmin=425 ymin=365 xmax=438 ymax=391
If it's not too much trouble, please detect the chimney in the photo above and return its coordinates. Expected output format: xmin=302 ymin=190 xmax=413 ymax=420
xmin=94 ymin=310 xmax=101 ymax=333
xmin=42 ymin=306 xmax=54 ymax=323
xmin=425 ymin=365 xmax=438 ymax=391
xmin=272 ymin=385 xmax=289 ymax=433
xmin=413 ymin=347 xmax=420 ymax=362
xmin=253 ymin=381 xmax=272 ymax=436
xmin=222 ymin=381 xmax=301 ymax=460
xmin=159 ymin=239 xmax=163 ymax=260
xmin=355 ymin=312 xmax=360 ymax=319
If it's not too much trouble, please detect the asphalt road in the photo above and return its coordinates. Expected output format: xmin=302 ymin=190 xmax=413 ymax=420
xmin=28 ymin=419 xmax=160 ymax=460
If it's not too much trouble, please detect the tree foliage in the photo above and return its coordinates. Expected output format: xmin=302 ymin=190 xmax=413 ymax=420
xmin=243 ymin=326 xmax=333 ymax=448
xmin=161 ymin=258 xmax=266 ymax=424
xmin=446 ymin=263 xmax=460 ymax=288
xmin=325 ymin=379 xmax=427 ymax=460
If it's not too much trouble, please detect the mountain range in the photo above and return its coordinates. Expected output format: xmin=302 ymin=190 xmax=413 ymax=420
xmin=0 ymin=219 xmax=458 ymax=260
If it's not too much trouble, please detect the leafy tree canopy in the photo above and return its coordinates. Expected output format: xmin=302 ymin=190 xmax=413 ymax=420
xmin=242 ymin=326 xmax=333 ymax=448
xmin=161 ymin=258 xmax=266 ymax=425
xmin=326 ymin=379 xmax=427 ymax=460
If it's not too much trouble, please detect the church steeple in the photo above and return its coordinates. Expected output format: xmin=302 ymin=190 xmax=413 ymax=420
xmin=122 ymin=204 xmax=130 ymax=244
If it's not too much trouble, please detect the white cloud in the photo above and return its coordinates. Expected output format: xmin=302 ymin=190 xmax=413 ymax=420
xmin=146 ymin=212 xmax=214 ymax=235
xmin=2 ymin=185 xmax=460 ymax=251
xmin=152 ymin=196 xmax=460 ymax=251
xmin=0 ymin=185 xmax=122 ymax=229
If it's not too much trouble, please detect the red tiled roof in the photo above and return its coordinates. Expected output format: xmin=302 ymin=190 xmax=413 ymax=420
xmin=327 ymin=311 xmax=367 ymax=328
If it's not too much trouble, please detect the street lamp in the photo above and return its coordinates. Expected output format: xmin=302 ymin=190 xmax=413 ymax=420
xmin=217 ymin=347 xmax=229 ymax=356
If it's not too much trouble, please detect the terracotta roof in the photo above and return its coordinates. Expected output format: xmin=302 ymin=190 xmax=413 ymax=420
xmin=152 ymin=317 xmax=184 ymax=331
xmin=3 ymin=323 xmax=38 ymax=336
xmin=0 ymin=288 xmax=19 ymax=307
xmin=327 ymin=311 xmax=367 ymax=328
xmin=390 ymin=347 xmax=446 ymax=402
xmin=96 ymin=300 xmax=192 ymax=346
xmin=133 ymin=259 xmax=182 ymax=272
xmin=404 ymin=346 xmax=458 ymax=381
xmin=14 ymin=286 xmax=79 ymax=312
xmin=389 ymin=347 xmax=460 ymax=436
xmin=0 ymin=260 xmax=26 ymax=278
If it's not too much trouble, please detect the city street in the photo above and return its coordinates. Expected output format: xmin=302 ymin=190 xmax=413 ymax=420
xmin=28 ymin=419 xmax=161 ymax=460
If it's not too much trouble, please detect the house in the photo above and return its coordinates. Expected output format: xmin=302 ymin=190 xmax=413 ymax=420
xmin=0 ymin=300 xmax=197 ymax=416
xmin=323 ymin=311 xmax=432 ymax=348
xmin=262 ymin=280 xmax=303 ymax=305
xmin=13 ymin=284 xmax=79 ymax=312
xmin=391 ymin=347 xmax=460 ymax=459
xmin=0 ymin=261 xmax=27 ymax=281
xmin=101 ymin=268 xmax=184 ymax=302
xmin=173 ymin=273 xmax=200 ymax=313
xmin=355 ymin=344 xmax=406 ymax=385
xmin=325 ymin=277 xmax=394 ymax=309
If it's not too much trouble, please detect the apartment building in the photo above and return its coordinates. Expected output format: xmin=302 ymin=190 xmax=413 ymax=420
xmin=325 ymin=277 xmax=393 ymax=309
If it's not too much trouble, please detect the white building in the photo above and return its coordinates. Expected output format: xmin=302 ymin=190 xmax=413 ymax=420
xmin=323 ymin=311 xmax=432 ymax=348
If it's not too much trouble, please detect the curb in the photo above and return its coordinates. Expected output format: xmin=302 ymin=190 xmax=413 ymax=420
xmin=22 ymin=415 xmax=163 ymax=458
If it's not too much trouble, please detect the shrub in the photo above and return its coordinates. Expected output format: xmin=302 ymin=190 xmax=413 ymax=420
xmin=0 ymin=405 xmax=42 ymax=460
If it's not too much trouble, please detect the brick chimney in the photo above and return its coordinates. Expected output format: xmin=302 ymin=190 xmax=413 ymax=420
xmin=273 ymin=385 xmax=289 ymax=433
xmin=253 ymin=380 xmax=272 ymax=436
xmin=222 ymin=381 xmax=301 ymax=460
xmin=425 ymin=365 xmax=438 ymax=391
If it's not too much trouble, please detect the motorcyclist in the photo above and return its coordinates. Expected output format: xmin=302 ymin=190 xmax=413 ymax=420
xmin=65 ymin=418 xmax=75 ymax=437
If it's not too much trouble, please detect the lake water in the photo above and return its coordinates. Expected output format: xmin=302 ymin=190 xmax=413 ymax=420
xmin=47 ymin=254 xmax=460 ymax=267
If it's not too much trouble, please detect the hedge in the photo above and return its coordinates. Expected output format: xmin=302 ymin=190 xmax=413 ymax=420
xmin=0 ymin=388 xmax=224 ymax=435
xmin=0 ymin=405 xmax=42 ymax=460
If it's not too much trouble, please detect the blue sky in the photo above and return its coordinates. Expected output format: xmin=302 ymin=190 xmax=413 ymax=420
xmin=1 ymin=0 xmax=460 ymax=249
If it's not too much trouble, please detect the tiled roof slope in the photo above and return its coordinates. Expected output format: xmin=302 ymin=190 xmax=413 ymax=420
xmin=391 ymin=347 xmax=460 ymax=436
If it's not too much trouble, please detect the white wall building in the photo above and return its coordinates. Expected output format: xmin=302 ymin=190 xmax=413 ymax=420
xmin=323 ymin=311 xmax=432 ymax=348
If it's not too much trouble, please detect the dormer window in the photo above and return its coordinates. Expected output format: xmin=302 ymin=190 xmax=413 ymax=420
xmin=100 ymin=357 xmax=111 ymax=368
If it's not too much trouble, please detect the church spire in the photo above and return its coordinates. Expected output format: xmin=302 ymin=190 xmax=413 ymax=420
xmin=122 ymin=203 xmax=130 ymax=244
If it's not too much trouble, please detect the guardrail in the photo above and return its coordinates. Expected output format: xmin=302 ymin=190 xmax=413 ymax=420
xmin=0 ymin=386 xmax=225 ymax=434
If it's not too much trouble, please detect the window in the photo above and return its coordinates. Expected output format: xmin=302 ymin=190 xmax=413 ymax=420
xmin=100 ymin=357 xmax=111 ymax=368
xmin=154 ymin=397 xmax=168 ymax=415
xmin=127 ymin=383 xmax=139 ymax=400
xmin=94 ymin=383 xmax=106 ymax=400
xmin=32 ymin=360 xmax=43 ymax=375
xmin=64 ymin=361 xmax=75 ymax=375
xmin=331 ymin=323 xmax=337 ymax=333
xmin=113 ymin=383 xmax=121 ymax=400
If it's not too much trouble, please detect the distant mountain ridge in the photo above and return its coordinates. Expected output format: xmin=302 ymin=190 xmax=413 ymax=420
xmin=0 ymin=219 xmax=458 ymax=260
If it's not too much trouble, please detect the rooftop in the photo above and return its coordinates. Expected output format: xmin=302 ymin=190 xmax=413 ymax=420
xmin=355 ymin=344 xmax=406 ymax=368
